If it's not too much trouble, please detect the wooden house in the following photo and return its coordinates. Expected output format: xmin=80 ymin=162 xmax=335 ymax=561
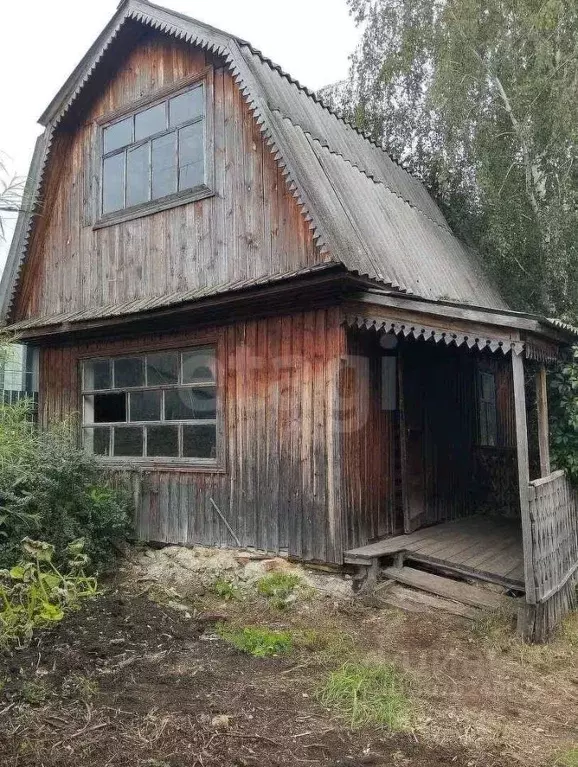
xmin=2 ymin=0 xmax=577 ymax=640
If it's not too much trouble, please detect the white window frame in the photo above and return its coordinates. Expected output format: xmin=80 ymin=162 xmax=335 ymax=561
xmin=81 ymin=345 xmax=220 ymax=466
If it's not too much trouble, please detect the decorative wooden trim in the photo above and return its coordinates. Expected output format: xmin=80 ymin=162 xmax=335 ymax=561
xmin=345 ymin=313 xmax=525 ymax=356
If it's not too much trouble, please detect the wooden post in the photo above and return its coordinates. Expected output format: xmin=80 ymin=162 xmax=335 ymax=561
xmin=511 ymin=352 xmax=537 ymax=607
xmin=536 ymin=364 xmax=551 ymax=478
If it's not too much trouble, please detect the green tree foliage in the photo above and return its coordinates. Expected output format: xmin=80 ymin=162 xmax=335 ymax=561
xmin=328 ymin=0 xmax=578 ymax=320
xmin=549 ymin=348 xmax=578 ymax=483
xmin=0 ymin=400 xmax=132 ymax=572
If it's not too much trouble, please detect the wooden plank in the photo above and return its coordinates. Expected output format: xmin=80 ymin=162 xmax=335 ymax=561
xmin=512 ymin=352 xmax=536 ymax=604
xmin=383 ymin=566 xmax=511 ymax=610
xmin=378 ymin=583 xmax=483 ymax=620
xmin=536 ymin=364 xmax=551 ymax=478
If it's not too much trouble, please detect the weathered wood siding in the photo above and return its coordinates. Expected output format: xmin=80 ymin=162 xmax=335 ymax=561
xmin=15 ymin=32 xmax=323 ymax=321
xmin=341 ymin=329 xmax=400 ymax=551
xmin=38 ymin=309 xmax=345 ymax=563
xmin=525 ymin=470 xmax=578 ymax=641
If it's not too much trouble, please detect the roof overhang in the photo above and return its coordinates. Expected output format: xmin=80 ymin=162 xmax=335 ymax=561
xmin=344 ymin=290 xmax=577 ymax=360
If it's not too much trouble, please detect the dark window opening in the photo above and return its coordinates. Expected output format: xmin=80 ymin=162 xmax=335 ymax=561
xmin=94 ymin=393 xmax=126 ymax=424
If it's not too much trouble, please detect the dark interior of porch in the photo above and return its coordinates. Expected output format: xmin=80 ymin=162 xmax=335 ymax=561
xmin=341 ymin=328 xmax=541 ymax=593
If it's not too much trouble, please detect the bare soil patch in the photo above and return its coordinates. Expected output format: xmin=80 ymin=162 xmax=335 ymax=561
xmin=0 ymin=546 xmax=576 ymax=767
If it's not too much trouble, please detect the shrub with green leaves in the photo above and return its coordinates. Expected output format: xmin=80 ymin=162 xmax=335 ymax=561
xmin=550 ymin=348 xmax=578 ymax=486
xmin=0 ymin=537 xmax=98 ymax=649
xmin=216 ymin=623 xmax=294 ymax=657
xmin=0 ymin=400 xmax=132 ymax=572
xmin=318 ymin=661 xmax=411 ymax=730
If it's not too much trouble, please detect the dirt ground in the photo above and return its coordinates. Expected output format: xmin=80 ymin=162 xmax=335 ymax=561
xmin=1 ymin=546 xmax=577 ymax=767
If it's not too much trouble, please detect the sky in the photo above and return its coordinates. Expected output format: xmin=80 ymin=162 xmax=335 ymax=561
xmin=0 ymin=0 xmax=360 ymax=268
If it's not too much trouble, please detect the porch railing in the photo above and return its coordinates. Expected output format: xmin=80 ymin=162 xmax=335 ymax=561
xmin=527 ymin=469 xmax=578 ymax=639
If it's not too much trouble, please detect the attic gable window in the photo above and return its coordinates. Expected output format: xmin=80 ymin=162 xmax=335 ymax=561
xmin=100 ymin=81 xmax=207 ymax=220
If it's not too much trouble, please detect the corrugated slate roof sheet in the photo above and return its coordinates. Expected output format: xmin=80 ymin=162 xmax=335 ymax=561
xmin=1 ymin=0 xmax=510 ymax=326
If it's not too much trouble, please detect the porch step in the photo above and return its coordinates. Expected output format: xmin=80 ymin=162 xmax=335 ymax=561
xmin=383 ymin=566 xmax=511 ymax=611
xmin=376 ymin=582 xmax=483 ymax=620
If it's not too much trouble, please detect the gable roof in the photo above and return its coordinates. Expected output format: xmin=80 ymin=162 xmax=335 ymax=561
xmin=0 ymin=0 xmax=507 ymax=325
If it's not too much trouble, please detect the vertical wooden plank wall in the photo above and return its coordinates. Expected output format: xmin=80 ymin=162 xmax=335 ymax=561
xmin=14 ymin=34 xmax=323 ymax=322
xmin=341 ymin=329 xmax=400 ymax=551
xmin=38 ymin=308 xmax=345 ymax=563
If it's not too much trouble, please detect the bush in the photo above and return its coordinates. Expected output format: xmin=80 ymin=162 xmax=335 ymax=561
xmin=550 ymin=347 xmax=578 ymax=485
xmin=0 ymin=537 xmax=98 ymax=649
xmin=0 ymin=400 xmax=132 ymax=573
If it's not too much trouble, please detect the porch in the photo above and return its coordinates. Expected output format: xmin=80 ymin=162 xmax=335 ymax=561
xmin=345 ymin=514 xmax=524 ymax=592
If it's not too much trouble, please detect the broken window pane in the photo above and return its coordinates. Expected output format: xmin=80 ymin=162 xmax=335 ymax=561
xmin=178 ymin=122 xmax=204 ymax=190
xmin=102 ymin=152 xmax=125 ymax=214
xmin=183 ymin=424 xmax=216 ymax=459
xmin=104 ymin=116 xmax=133 ymax=153
xmin=147 ymin=425 xmax=179 ymax=457
xmin=93 ymin=392 xmax=127 ymax=424
xmin=126 ymin=143 xmax=150 ymax=207
xmin=152 ymin=133 xmax=177 ymax=199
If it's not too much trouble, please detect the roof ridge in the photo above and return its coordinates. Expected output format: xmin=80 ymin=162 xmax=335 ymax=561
xmin=125 ymin=2 xmax=418 ymax=182
xmin=269 ymin=108 xmax=452 ymax=236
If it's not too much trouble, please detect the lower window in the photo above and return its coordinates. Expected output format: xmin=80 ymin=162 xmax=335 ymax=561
xmin=81 ymin=346 xmax=218 ymax=462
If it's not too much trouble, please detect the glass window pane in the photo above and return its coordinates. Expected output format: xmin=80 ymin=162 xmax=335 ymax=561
xmin=114 ymin=357 xmax=144 ymax=388
xmin=84 ymin=427 xmax=110 ymax=456
xmin=135 ymin=103 xmax=166 ymax=141
xmin=102 ymin=152 xmax=125 ymax=214
xmin=165 ymin=387 xmax=216 ymax=420
xmin=114 ymin=426 xmax=144 ymax=457
xmin=178 ymin=122 xmax=204 ymax=190
xmin=147 ymin=425 xmax=179 ymax=457
xmin=169 ymin=85 xmax=204 ymax=127
xmin=84 ymin=359 xmax=111 ymax=390
xmin=182 ymin=349 xmax=215 ymax=383
xmin=126 ymin=143 xmax=150 ymax=208
xmin=103 ymin=117 xmax=133 ymax=153
xmin=130 ymin=390 xmax=161 ymax=422
xmin=147 ymin=352 xmax=179 ymax=385
xmin=152 ymin=133 xmax=177 ymax=200
xmin=93 ymin=392 xmax=127 ymax=423
xmin=183 ymin=424 xmax=216 ymax=459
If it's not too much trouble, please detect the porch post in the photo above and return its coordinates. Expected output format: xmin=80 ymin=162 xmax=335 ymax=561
xmin=511 ymin=352 xmax=537 ymax=606
xmin=536 ymin=363 xmax=551 ymax=478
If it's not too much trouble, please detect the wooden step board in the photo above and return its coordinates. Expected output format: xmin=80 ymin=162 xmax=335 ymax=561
xmin=377 ymin=582 xmax=483 ymax=620
xmin=383 ymin=566 xmax=512 ymax=611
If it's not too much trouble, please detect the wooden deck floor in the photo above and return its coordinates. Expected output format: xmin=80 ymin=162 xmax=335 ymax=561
xmin=345 ymin=515 xmax=525 ymax=590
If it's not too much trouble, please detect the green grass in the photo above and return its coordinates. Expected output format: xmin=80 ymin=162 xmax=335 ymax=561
xmin=216 ymin=624 xmax=294 ymax=657
xmin=256 ymin=572 xmax=302 ymax=609
xmin=318 ymin=661 xmax=411 ymax=730
xmin=256 ymin=572 xmax=301 ymax=599
xmin=211 ymin=577 xmax=240 ymax=601
xmin=554 ymin=747 xmax=578 ymax=767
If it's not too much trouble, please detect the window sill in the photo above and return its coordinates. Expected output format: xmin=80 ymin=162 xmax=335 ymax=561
xmin=93 ymin=186 xmax=215 ymax=230
xmin=96 ymin=458 xmax=226 ymax=474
